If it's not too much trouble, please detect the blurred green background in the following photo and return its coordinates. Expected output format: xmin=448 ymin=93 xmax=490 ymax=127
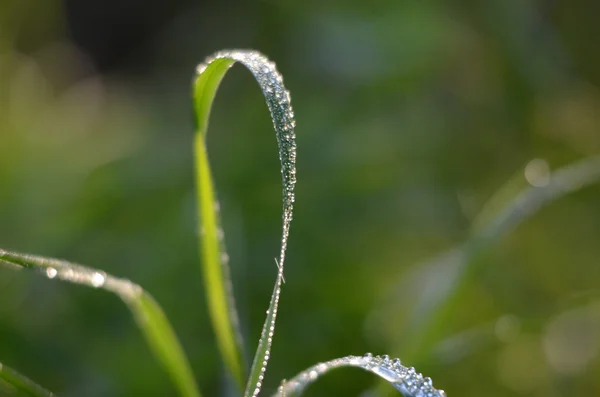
xmin=2 ymin=0 xmax=600 ymax=396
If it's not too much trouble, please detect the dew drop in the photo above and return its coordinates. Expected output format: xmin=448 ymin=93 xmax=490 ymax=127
xmin=196 ymin=63 xmax=207 ymax=75
xmin=525 ymin=158 xmax=550 ymax=187
xmin=64 ymin=269 xmax=74 ymax=280
xmin=91 ymin=272 xmax=105 ymax=287
xmin=46 ymin=267 xmax=57 ymax=279
xmin=220 ymin=253 xmax=229 ymax=264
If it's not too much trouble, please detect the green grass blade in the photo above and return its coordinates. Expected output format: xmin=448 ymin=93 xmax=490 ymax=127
xmin=193 ymin=50 xmax=297 ymax=397
xmin=126 ymin=292 xmax=201 ymax=397
xmin=272 ymin=354 xmax=446 ymax=397
xmin=194 ymin=137 xmax=246 ymax=389
xmin=0 ymin=361 xmax=55 ymax=397
xmin=375 ymin=154 xmax=600 ymax=364
xmin=0 ymin=249 xmax=201 ymax=397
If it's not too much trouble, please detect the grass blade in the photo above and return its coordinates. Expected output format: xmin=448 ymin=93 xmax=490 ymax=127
xmin=0 ymin=361 xmax=55 ymax=397
xmin=193 ymin=50 xmax=297 ymax=397
xmin=374 ymin=154 xmax=600 ymax=363
xmin=473 ymin=155 xmax=600 ymax=243
xmin=272 ymin=354 xmax=446 ymax=397
xmin=0 ymin=249 xmax=201 ymax=397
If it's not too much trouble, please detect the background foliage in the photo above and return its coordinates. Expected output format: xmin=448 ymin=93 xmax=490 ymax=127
xmin=1 ymin=1 xmax=600 ymax=396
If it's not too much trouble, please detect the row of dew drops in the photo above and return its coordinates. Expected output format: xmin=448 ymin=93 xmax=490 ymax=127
xmin=276 ymin=353 xmax=447 ymax=397
xmin=0 ymin=249 xmax=142 ymax=300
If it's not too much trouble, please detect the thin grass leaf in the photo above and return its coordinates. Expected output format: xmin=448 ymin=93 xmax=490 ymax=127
xmin=472 ymin=155 xmax=600 ymax=244
xmin=193 ymin=50 xmax=296 ymax=397
xmin=0 ymin=361 xmax=54 ymax=397
xmin=272 ymin=354 xmax=446 ymax=397
xmin=0 ymin=249 xmax=201 ymax=397
xmin=193 ymin=56 xmax=246 ymax=389
xmin=374 ymin=154 xmax=600 ymax=363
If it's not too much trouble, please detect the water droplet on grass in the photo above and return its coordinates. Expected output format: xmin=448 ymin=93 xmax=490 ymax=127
xmin=91 ymin=272 xmax=105 ymax=287
xmin=275 ymin=354 xmax=447 ymax=397
xmin=46 ymin=267 xmax=57 ymax=279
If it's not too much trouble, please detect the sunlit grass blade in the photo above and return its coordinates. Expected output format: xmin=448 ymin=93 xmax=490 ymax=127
xmin=272 ymin=354 xmax=446 ymax=397
xmin=373 ymin=154 xmax=600 ymax=364
xmin=0 ymin=249 xmax=201 ymax=397
xmin=193 ymin=50 xmax=297 ymax=397
xmin=0 ymin=361 xmax=55 ymax=397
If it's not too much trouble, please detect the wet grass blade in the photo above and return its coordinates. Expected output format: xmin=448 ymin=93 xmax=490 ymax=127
xmin=0 ymin=361 xmax=55 ymax=397
xmin=193 ymin=50 xmax=297 ymax=397
xmin=0 ymin=249 xmax=201 ymax=397
xmin=272 ymin=354 xmax=446 ymax=397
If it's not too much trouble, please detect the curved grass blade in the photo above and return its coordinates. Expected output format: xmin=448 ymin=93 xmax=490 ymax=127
xmin=272 ymin=354 xmax=446 ymax=397
xmin=0 ymin=249 xmax=201 ymax=397
xmin=0 ymin=361 xmax=55 ymax=397
xmin=193 ymin=50 xmax=296 ymax=397
xmin=472 ymin=154 xmax=600 ymax=243
xmin=376 ymin=154 xmax=600 ymax=363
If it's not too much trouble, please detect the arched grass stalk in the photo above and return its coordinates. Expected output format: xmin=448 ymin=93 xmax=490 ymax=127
xmin=0 ymin=250 xmax=201 ymax=397
xmin=193 ymin=50 xmax=297 ymax=397
xmin=0 ymin=361 xmax=54 ymax=397
xmin=193 ymin=50 xmax=443 ymax=397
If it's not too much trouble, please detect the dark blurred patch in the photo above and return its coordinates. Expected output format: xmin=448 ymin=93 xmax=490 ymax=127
xmin=545 ymin=0 xmax=600 ymax=86
xmin=63 ymin=0 xmax=200 ymax=73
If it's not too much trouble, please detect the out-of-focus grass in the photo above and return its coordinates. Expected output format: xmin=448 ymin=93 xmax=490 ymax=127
xmin=369 ymin=155 xmax=600 ymax=396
